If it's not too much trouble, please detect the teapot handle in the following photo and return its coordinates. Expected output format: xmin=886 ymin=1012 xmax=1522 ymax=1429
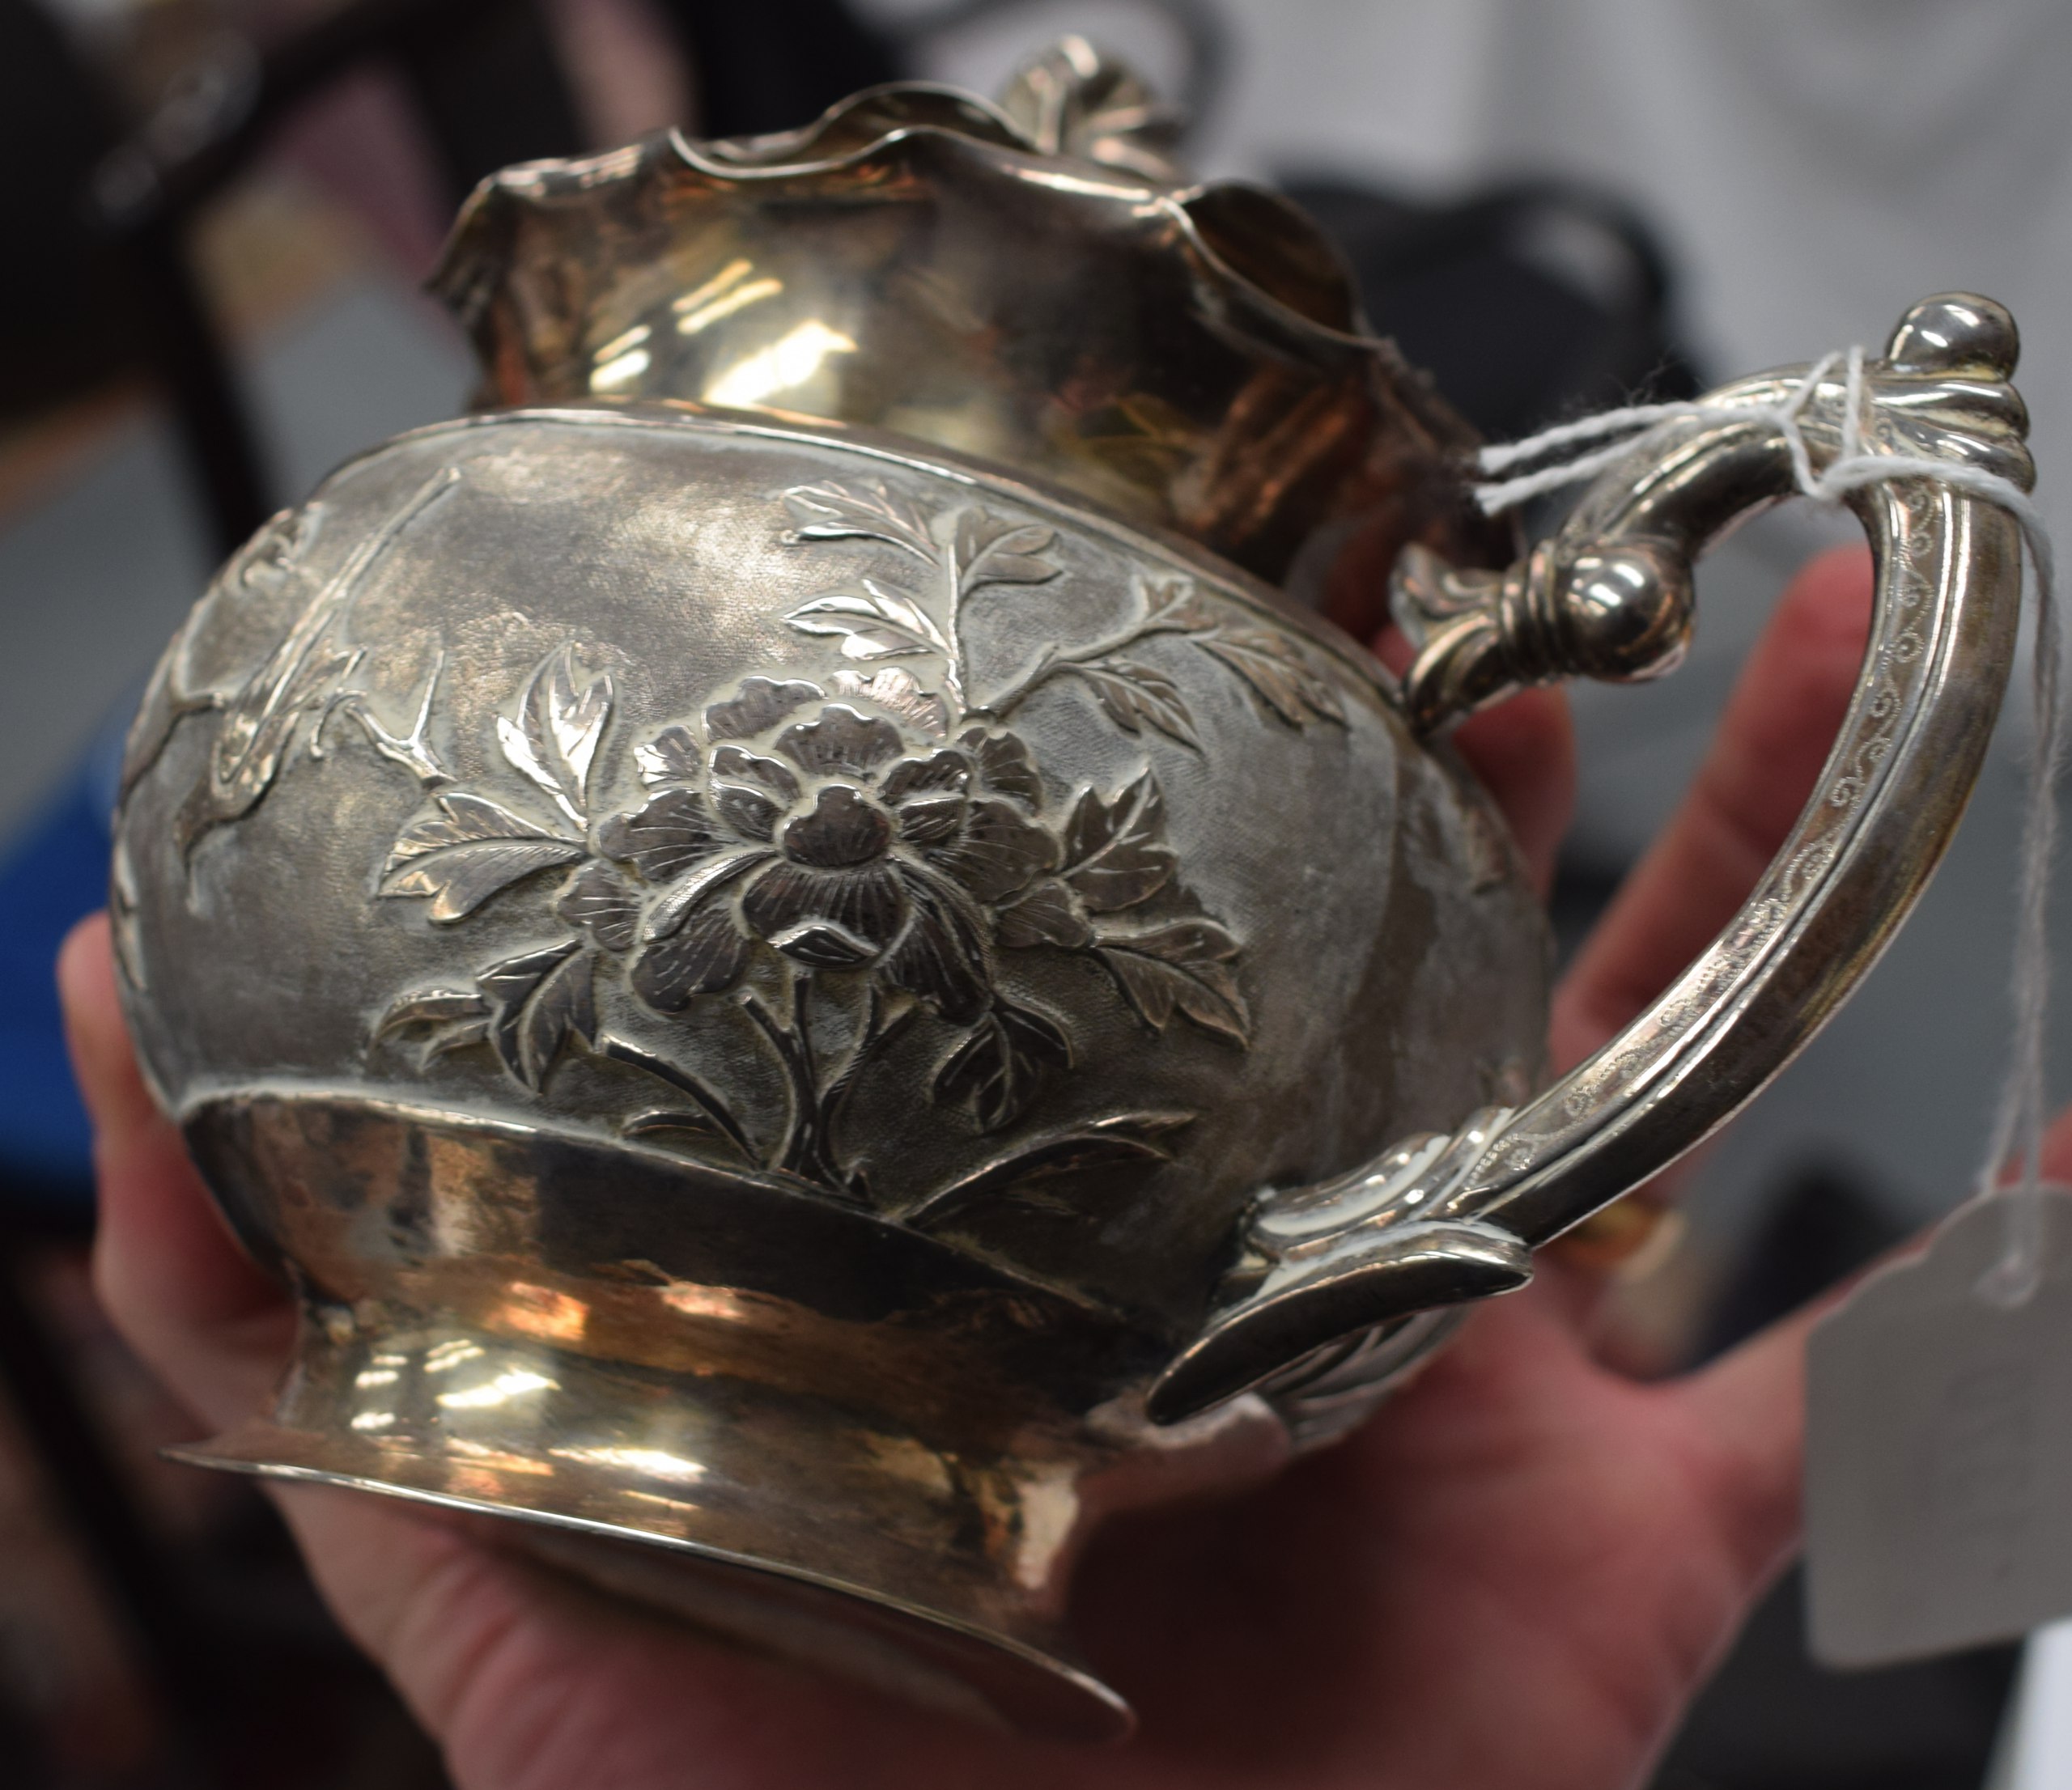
xmin=1150 ymin=295 xmax=2032 ymax=1426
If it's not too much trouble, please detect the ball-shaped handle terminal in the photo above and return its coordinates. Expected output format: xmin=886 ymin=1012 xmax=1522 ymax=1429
xmin=1886 ymin=293 xmax=2019 ymax=379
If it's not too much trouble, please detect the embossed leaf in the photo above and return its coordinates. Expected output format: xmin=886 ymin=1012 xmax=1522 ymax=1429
xmin=954 ymin=511 xmax=1059 ymax=591
xmin=381 ymin=792 xmax=586 ymax=922
xmin=1199 ymin=629 xmax=1344 ymax=727
xmin=623 ymin=1108 xmax=736 ymax=1151
xmin=933 ymin=999 xmax=1072 ymax=1131
xmin=500 ymin=646 xmax=614 ymax=825
xmin=905 ymin=1110 xmax=1192 ymax=1228
xmin=384 ymin=791 xmax=561 ymax=860
xmin=1142 ymin=575 xmax=1216 ymax=633
xmin=1060 ymin=772 xmax=1175 ymax=912
xmin=996 ymin=880 xmax=1093 ymax=949
xmin=547 ymin=651 xmax=612 ymax=789
xmin=957 ymin=727 xmax=1043 ymax=808
xmin=1103 ymin=918 xmax=1240 ymax=963
xmin=635 ymin=723 xmax=701 ymax=789
xmin=556 ymin=860 xmax=640 ymax=952
xmin=374 ymin=986 xmax=494 ymax=1064
xmin=1073 ymin=660 xmax=1199 ymax=747
xmin=477 ymin=941 xmax=575 ymax=1007
xmin=519 ymin=952 xmax=595 ymax=1088
xmin=1092 ymin=1110 xmax=1195 ymax=1145
xmin=425 ymin=1018 xmax=490 ymax=1060
xmin=882 ymin=868 xmax=990 ymax=1024
xmin=478 ymin=940 xmax=594 ymax=1089
xmin=783 ymin=482 xmax=938 ymax=564
xmin=788 ymin=580 xmax=950 ymax=663
xmin=954 ymin=510 xmax=1051 ymax=565
xmin=376 ymin=987 xmax=490 ymax=1033
xmin=384 ymin=852 xmax=529 ymax=920
xmin=1096 ymin=920 xmax=1250 ymax=1044
xmin=969 ymin=554 xmax=1059 ymax=588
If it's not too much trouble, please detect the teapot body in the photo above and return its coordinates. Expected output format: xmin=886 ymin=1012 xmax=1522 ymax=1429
xmin=116 ymin=401 xmax=1548 ymax=1736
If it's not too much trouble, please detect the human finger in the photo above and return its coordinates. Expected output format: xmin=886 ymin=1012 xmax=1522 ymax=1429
xmin=1369 ymin=611 xmax=1577 ymax=897
xmin=1551 ymin=545 xmax=1874 ymax=1072
xmin=1451 ymin=685 xmax=1576 ymax=897
xmin=59 ymin=914 xmax=290 ymax=1430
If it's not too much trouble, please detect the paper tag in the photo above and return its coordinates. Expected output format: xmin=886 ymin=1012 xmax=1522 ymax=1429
xmin=1806 ymin=1184 xmax=2072 ymax=1668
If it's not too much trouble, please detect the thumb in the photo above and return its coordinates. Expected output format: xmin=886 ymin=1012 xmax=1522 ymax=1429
xmin=59 ymin=911 xmax=167 ymax=1159
xmin=60 ymin=914 xmax=289 ymax=1429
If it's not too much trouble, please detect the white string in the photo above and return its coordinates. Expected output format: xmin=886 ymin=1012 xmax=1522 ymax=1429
xmin=1475 ymin=351 xmax=2063 ymax=1303
xmin=1475 ymin=397 xmax=1709 ymax=476
xmin=1471 ymin=353 xmax=1848 ymax=514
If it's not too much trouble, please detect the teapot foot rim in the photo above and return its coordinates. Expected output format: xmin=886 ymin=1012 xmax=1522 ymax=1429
xmin=170 ymin=1420 xmax=1135 ymax=1742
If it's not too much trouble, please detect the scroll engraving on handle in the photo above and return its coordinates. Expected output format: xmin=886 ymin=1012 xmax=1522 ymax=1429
xmin=1152 ymin=295 xmax=2033 ymax=1425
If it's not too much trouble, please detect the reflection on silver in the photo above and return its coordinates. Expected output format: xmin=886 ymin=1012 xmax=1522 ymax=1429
xmin=675 ymin=268 xmax=783 ymax=337
xmin=436 ymin=1368 xmax=558 ymax=1410
xmin=704 ymin=320 xmax=857 ymax=409
xmin=550 ymin=1445 xmax=708 ymax=1484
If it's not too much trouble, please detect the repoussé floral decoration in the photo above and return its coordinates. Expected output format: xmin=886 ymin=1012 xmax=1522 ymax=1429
xmin=370 ymin=480 xmax=1345 ymax=1217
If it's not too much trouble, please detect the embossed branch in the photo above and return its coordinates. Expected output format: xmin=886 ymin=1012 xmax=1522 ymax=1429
xmin=597 ymin=1033 xmax=755 ymax=1160
xmin=172 ymin=468 xmax=460 ymax=859
xmin=817 ymin=984 xmax=919 ymax=1143
xmin=737 ymin=974 xmax=918 ymax=1195
xmin=783 ymin=482 xmax=1059 ymax=727
xmin=316 ymin=648 xmax=452 ymax=787
xmin=979 ymin=575 xmax=1211 ymax=724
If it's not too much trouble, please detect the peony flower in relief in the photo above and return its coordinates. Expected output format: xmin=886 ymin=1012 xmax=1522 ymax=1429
xmin=582 ymin=676 xmax=1057 ymax=1023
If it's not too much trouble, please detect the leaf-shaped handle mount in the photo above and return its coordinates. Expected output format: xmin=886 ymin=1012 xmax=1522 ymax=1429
xmin=1152 ymin=295 xmax=2034 ymax=1426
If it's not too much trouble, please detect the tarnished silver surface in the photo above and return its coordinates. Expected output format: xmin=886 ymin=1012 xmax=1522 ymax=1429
xmin=113 ymin=42 xmax=2032 ymax=1740
xmin=120 ymin=404 xmax=1545 ymax=1737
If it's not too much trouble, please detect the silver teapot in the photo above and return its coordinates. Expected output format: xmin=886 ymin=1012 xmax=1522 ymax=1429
xmin=113 ymin=45 xmax=2032 ymax=1739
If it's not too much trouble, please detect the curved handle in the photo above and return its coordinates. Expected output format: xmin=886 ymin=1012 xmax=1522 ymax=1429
xmin=1151 ymin=295 xmax=2033 ymax=1427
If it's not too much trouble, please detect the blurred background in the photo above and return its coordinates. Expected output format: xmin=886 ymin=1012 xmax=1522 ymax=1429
xmin=1 ymin=0 xmax=2067 ymax=1783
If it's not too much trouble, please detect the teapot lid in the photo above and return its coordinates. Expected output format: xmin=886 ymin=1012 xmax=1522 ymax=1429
xmin=431 ymin=38 xmax=1509 ymax=600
